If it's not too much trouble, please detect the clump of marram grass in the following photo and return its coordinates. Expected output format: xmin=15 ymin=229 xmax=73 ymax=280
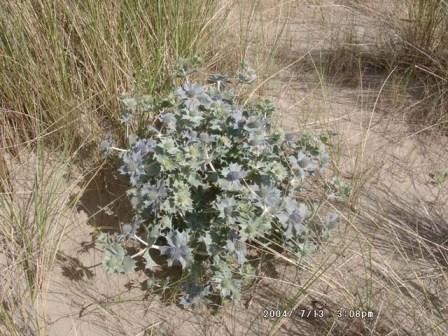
xmin=0 ymin=147 xmax=89 ymax=335
xmin=0 ymin=0 xmax=226 ymax=153
xmin=99 ymin=64 xmax=338 ymax=307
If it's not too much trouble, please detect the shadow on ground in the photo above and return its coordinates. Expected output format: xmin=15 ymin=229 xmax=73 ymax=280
xmin=57 ymin=163 xmax=133 ymax=281
xmin=76 ymin=163 xmax=133 ymax=234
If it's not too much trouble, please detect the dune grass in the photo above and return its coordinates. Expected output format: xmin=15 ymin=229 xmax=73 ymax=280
xmin=0 ymin=0 xmax=225 ymax=153
xmin=314 ymin=0 xmax=448 ymax=132
xmin=0 ymin=144 xmax=85 ymax=335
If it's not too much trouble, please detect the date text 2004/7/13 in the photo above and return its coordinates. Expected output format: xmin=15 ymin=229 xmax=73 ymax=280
xmin=263 ymin=308 xmax=326 ymax=319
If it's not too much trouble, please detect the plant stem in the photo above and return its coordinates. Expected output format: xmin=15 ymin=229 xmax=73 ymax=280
xmin=134 ymin=235 xmax=148 ymax=246
xmin=110 ymin=146 xmax=127 ymax=153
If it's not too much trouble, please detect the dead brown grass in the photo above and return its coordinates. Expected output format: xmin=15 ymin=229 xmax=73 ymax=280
xmin=308 ymin=0 xmax=448 ymax=132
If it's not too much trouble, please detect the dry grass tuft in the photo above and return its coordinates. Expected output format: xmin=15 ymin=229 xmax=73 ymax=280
xmin=0 ymin=147 xmax=86 ymax=335
xmin=356 ymin=187 xmax=448 ymax=335
xmin=310 ymin=0 xmax=448 ymax=131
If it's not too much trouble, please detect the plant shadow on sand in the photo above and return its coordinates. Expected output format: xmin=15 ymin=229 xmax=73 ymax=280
xmin=76 ymin=162 xmax=133 ymax=235
xmin=57 ymin=163 xmax=133 ymax=281
xmin=56 ymin=252 xmax=95 ymax=281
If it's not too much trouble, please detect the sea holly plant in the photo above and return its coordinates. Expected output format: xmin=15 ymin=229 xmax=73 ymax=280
xmin=99 ymin=65 xmax=338 ymax=307
xmin=327 ymin=176 xmax=352 ymax=201
xmin=236 ymin=62 xmax=257 ymax=84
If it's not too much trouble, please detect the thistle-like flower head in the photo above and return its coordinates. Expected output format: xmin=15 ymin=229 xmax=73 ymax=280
xmin=160 ymin=230 xmax=193 ymax=269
